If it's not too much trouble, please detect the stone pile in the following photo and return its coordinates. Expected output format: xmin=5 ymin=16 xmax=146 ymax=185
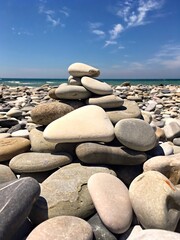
xmin=0 ymin=62 xmax=180 ymax=239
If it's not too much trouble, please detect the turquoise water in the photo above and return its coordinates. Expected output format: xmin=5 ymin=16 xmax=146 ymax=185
xmin=0 ymin=78 xmax=180 ymax=87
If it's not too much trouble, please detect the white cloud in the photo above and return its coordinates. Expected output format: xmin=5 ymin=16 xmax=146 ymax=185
xmin=89 ymin=22 xmax=103 ymax=29
xmin=59 ymin=7 xmax=70 ymax=17
xmin=104 ymin=40 xmax=117 ymax=47
xmin=46 ymin=15 xmax=60 ymax=27
xmin=92 ymin=29 xmax=105 ymax=36
xmin=109 ymin=23 xmax=124 ymax=39
xmin=11 ymin=27 xmax=33 ymax=36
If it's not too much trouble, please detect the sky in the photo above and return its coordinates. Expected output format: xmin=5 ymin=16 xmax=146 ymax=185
xmin=0 ymin=0 xmax=180 ymax=79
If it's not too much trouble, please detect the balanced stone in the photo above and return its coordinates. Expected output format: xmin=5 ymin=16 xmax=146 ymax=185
xmin=9 ymin=152 xmax=72 ymax=173
xmin=88 ymin=173 xmax=132 ymax=234
xmin=0 ymin=164 xmax=16 ymax=184
xmin=115 ymin=119 xmax=157 ymax=151
xmin=86 ymin=95 xmax=124 ymax=109
xmin=76 ymin=142 xmax=147 ymax=165
xmin=55 ymin=85 xmax=91 ymax=100
xmin=29 ymin=163 xmax=116 ymax=225
xmin=68 ymin=76 xmax=82 ymax=86
xmin=31 ymin=102 xmax=75 ymax=125
xmin=106 ymin=100 xmax=142 ymax=124
xmin=68 ymin=62 xmax=100 ymax=77
xmin=0 ymin=137 xmax=31 ymax=162
xmin=43 ymin=105 xmax=115 ymax=143
xmin=0 ymin=177 xmax=40 ymax=239
xmin=81 ymin=76 xmax=113 ymax=95
xmin=26 ymin=216 xmax=93 ymax=240
xmin=129 ymin=171 xmax=180 ymax=230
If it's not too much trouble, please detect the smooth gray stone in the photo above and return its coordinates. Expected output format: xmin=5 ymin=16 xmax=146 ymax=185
xmin=9 ymin=152 xmax=72 ymax=173
xmin=0 ymin=119 xmax=19 ymax=127
xmin=164 ymin=122 xmax=180 ymax=140
xmin=88 ymin=213 xmax=118 ymax=240
xmin=76 ymin=142 xmax=147 ymax=165
xmin=0 ymin=177 xmax=40 ymax=239
xmin=115 ymin=119 xmax=157 ymax=151
xmin=106 ymin=100 xmax=142 ymax=124
xmin=29 ymin=163 xmax=116 ymax=225
xmin=0 ymin=164 xmax=17 ymax=184
xmin=173 ymin=137 xmax=180 ymax=146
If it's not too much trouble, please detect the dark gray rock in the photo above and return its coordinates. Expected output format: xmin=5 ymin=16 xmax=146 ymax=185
xmin=0 ymin=119 xmax=19 ymax=128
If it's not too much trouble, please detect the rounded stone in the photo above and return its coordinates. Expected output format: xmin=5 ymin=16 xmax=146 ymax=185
xmin=76 ymin=142 xmax=147 ymax=165
xmin=115 ymin=119 xmax=157 ymax=151
xmin=0 ymin=133 xmax=11 ymax=139
xmin=68 ymin=62 xmax=100 ymax=77
xmin=68 ymin=76 xmax=82 ymax=86
xmin=86 ymin=95 xmax=124 ymax=109
xmin=6 ymin=107 xmax=22 ymax=117
xmin=29 ymin=163 xmax=116 ymax=225
xmin=129 ymin=171 xmax=180 ymax=230
xmin=55 ymin=85 xmax=91 ymax=100
xmin=106 ymin=100 xmax=142 ymax=124
xmin=173 ymin=137 xmax=180 ymax=146
xmin=0 ymin=164 xmax=17 ymax=184
xmin=81 ymin=76 xmax=113 ymax=95
xmin=26 ymin=216 xmax=93 ymax=240
xmin=11 ymin=129 xmax=29 ymax=138
xmin=43 ymin=105 xmax=115 ymax=143
xmin=9 ymin=152 xmax=72 ymax=173
xmin=0 ymin=137 xmax=31 ymax=162
xmin=30 ymin=102 xmax=74 ymax=125
xmin=88 ymin=173 xmax=132 ymax=234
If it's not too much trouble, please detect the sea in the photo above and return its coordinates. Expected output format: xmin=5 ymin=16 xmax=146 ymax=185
xmin=0 ymin=78 xmax=180 ymax=87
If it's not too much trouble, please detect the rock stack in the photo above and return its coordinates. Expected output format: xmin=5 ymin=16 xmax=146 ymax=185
xmin=0 ymin=62 xmax=180 ymax=239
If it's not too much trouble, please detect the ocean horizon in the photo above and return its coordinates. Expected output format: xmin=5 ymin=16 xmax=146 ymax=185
xmin=0 ymin=78 xmax=180 ymax=87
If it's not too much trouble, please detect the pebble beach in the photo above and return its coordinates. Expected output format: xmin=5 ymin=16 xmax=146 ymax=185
xmin=0 ymin=62 xmax=180 ymax=239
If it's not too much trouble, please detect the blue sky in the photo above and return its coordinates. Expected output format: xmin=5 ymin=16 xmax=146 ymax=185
xmin=0 ymin=0 xmax=180 ymax=78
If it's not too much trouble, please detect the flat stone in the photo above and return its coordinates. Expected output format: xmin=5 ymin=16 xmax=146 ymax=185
xmin=0 ymin=137 xmax=31 ymax=162
xmin=43 ymin=105 xmax=115 ymax=143
xmin=164 ymin=122 xmax=180 ymax=140
xmin=29 ymin=163 xmax=116 ymax=225
xmin=76 ymin=142 xmax=147 ymax=165
xmin=6 ymin=107 xmax=22 ymax=117
xmin=127 ymin=227 xmax=180 ymax=240
xmin=68 ymin=62 xmax=100 ymax=77
xmin=145 ymin=100 xmax=157 ymax=111
xmin=143 ymin=153 xmax=180 ymax=185
xmin=26 ymin=216 xmax=93 ymax=240
xmin=55 ymin=85 xmax=92 ymax=100
xmin=0 ymin=177 xmax=40 ymax=239
xmin=81 ymin=77 xmax=113 ymax=95
xmin=86 ymin=95 xmax=124 ymax=109
xmin=0 ymin=118 xmax=19 ymax=127
xmin=115 ymin=119 xmax=157 ymax=151
xmin=30 ymin=102 xmax=74 ymax=125
xmin=9 ymin=152 xmax=72 ymax=173
xmin=126 ymin=96 xmax=142 ymax=102
xmin=88 ymin=213 xmax=118 ymax=240
xmin=11 ymin=129 xmax=29 ymax=138
xmin=7 ymin=123 xmax=22 ymax=134
xmin=106 ymin=100 xmax=142 ymax=124
xmin=0 ymin=133 xmax=11 ymax=138
xmin=0 ymin=164 xmax=17 ymax=184
xmin=129 ymin=171 xmax=180 ymax=230
xmin=88 ymin=173 xmax=132 ymax=234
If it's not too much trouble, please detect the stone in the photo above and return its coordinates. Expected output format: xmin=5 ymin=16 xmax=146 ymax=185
xmin=0 ymin=177 xmax=40 ymax=239
xmin=30 ymin=102 xmax=74 ymax=125
xmin=76 ymin=142 xmax=147 ymax=165
xmin=26 ymin=216 xmax=93 ymax=240
xmin=0 ymin=137 xmax=31 ymax=162
xmin=55 ymin=85 xmax=91 ymax=100
xmin=7 ymin=123 xmax=22 ymax=134
xmin=115 ymin=119 xmax=157 ymax=151
xmin=143 ymin=153 xmax=180 ymax=185
xmin=43 ymin=105 xmax=115 ymax=143
xmin=9 ymin=152 xmax=72 ymax=173
xmin=0 ymin=164 xmax=17 ymax=184
xmin=68 ymin=76 xmax=82 ymax=86
xmin=68 ymin=62 xmax=100 ymax=77
xmin=127 ymin=227 xmax=180 ymax=240
xmin=106 ymin=100 xmax=142 ymax=124
xmin=86 ymin=95 xmax=124 ymax=109
xmin=145 ymin=100 xmax=157 ymax=111
xmin=6 ymin=107 xmax=22 ymax=117
xmin=0 ymin=118 xmax=19 ymax=127
xmin=164 ymin=122 xmax=180 ymax=140
xmin=129 ymin=171 xmax=180 ymax=230
xmin=11 ymin=129 xmax=29 ymax=138
xmin=13 ymin=218 xmax=34 ymax=240
xmin=88 ymin=173 xmax=132 ymax=234
xmin=141 ymin=111 xmax=152 ymax=123
xmin=81 ymin=76 xmax=113 ymax=95
xmin=29 ymin=163 xmax=116 ymax=225
xmin=0 ymin=133 xmax=11 ymax=138
xmin=126 ymin=96 xmax=142 ymax=102
xmin=173 ymin=137 xmax=180 ymax=146
xmin=160 ymin=142 xmax=174 ymax=155
xmin=88 ymin=213 xmax=118 ymax=240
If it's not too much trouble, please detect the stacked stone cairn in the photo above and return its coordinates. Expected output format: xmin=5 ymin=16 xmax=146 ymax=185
xmin=0 ymin=63 xmax=180 ymax=239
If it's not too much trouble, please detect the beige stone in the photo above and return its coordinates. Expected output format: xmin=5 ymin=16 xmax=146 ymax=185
xmin=68 ymin=62 xmax=100 ymax=77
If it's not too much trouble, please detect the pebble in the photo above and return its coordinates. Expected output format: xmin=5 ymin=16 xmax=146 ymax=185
xmin=27 ymin=216 xmax=93 ymax=240
xmin=43 ymin=105 xmax=115 ymax=143
xmin=11 ymin=129 xmax=29 ymax=138
xmin=0 ymin=137 xmax=31 ymax=162
xmin=173 ymin=137 xmax=180 ymax=146
xmin=68 ymin=62 xmax=100 ymax=77
xmin=163 ymin=122 xmax=180 ymax=140
xmin=9 ymin=152 xmax=72 ymax=173
xmin=88 ymin=173 xmax=132 ymax=234
xmin=0 ymin=164 xmax=17 ymax=184
xmin=115 ymin=119 xmax=157 ymax=151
